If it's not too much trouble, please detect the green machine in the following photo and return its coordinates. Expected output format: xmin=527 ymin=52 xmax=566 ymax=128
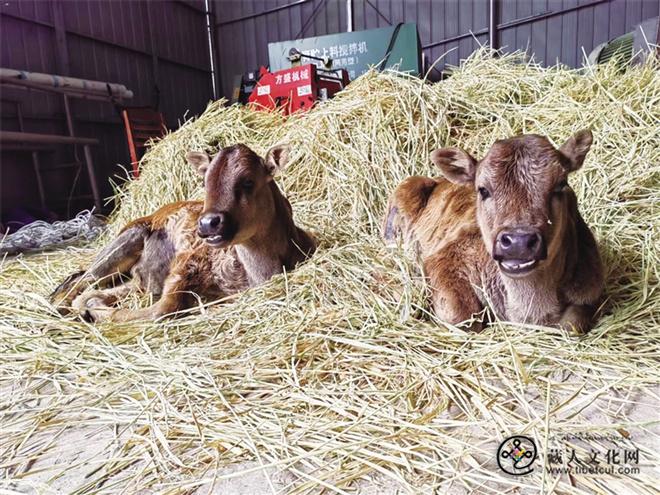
xmin=267 ymin=23 xmax=422 ymax=80
xmin=587 ymin=16 xmax=659 ymax=69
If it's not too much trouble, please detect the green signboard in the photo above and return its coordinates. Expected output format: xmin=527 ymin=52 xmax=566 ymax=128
xmin=267 ymin=23 xmax=422 ymax=80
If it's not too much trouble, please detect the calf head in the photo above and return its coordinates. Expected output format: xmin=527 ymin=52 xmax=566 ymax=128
xmin=432 ymin=130 xmax=593 ymax=278
xmin=186 ymin=143 xmax=290 ymax=247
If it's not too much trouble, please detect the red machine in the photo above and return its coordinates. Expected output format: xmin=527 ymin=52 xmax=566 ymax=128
xmin=248 ymin=63 xmax=350 ymax=115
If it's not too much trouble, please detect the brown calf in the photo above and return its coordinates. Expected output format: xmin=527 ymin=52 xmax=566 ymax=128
xmin=51 ymin=143 xmax=316 ymax=322
xmin=383 ymin=130 xmax=604 ymax=333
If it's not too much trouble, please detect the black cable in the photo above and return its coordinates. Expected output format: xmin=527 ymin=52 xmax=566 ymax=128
xmin=378 ymin=22 xmax=404 ymax=71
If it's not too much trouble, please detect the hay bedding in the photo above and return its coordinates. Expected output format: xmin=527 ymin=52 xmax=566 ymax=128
xmin=1 ymin=51 xmax=658 ymax=494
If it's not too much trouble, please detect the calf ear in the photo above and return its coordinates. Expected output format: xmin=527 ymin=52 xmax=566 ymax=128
xmin=186 ymin=151 xmax=211 ymax=176
xmin=264 ymin=144 xmax=291 ymax=176
xmin=560 ymin=129 xmax=593 ymax=172
xmin=431 ymin=147 xmax=477 ymax=184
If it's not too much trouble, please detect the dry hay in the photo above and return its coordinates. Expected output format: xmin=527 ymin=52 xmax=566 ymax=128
xmin=1 ymin=51 xmax=659 ymax=494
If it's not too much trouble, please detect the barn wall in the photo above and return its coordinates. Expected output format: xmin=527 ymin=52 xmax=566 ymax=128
xmin=1 ymin=0 xmax=214 ymax=227
xmin=3 ymin=0 xmax=658 ymax=229
xmin=213 ymin=0 xmax=659 ymax=98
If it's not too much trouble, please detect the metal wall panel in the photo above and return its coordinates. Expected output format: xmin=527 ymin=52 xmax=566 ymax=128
xmin=3 ymin=0 xmax=656 ymax=227
xmin=214 ymin=0 xmax=659 ymax=98
xmin=1 ymin=0 xmax=213 ymax=224
xmin=214 ymin=0 xmax=344 ymax=98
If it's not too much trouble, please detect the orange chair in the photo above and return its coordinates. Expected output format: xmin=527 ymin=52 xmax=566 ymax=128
xmin=121 ymin=107 xmax=167 ymax=177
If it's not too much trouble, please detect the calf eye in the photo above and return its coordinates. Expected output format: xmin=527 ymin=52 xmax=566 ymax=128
xmin=242 ymin=179 xmax=255 ymax=192
xmin=478 ymin=187 xmax=491 ymax=200
xmin=553 ymin=180 xmax=569 ymax=194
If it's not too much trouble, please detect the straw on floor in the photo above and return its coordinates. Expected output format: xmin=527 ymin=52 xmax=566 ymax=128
xmin=1 ymin=51 xmax=658 ymax=494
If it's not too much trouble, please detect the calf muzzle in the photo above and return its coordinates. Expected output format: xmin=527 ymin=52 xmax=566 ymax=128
xmin=197 ymin=212 xmax=237 ymax=245
xmin=493 ymin=228 xmax=546 ymax=275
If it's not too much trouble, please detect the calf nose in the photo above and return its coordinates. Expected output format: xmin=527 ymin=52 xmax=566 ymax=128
xmin=198 ymin=212 xmax=235 ymax=240
xmin=494 ymin=229 xmax=546 ymax=261
xmin=198 ymin=213 xmax=222 ymax=236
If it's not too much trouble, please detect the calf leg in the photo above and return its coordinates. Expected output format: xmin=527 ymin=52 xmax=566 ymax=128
xmin=131 ymin=228 xmax=177 ymax=297
xmin=72 ymin=282 xmax=135 ymax=315
xmin=51 ymin=225 xmax=148 ymax=312
xmin=559 ymin=303 xmax=598 ymax=335
xmin=82 ymin=252 xmax=205 ymax=323
xmin=84 ymin=273 xmax=195 ymax=323
xmin=425 ymin=253 xmax=483 ymax=331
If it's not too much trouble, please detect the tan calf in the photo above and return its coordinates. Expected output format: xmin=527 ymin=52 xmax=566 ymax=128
xmin=383 ymin=130 xmax=604 ymax=333
xmin=51 ymin=143 xmax=315 ymax=322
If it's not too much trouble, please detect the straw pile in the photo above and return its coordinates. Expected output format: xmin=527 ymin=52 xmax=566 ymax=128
xmin=1 ymin=51 xmax=658 ymax=494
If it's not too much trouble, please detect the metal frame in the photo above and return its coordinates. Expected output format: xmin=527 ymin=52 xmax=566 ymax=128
xmin=0 ymin=76 xmax=127 ymax=103
xmin=489 ymin=0 xmax=499 ymax=50
xmin=205 ymin=0 xmax=220 ymax=100
xmin=346 ymin=0 xmax=353 ymax=32
xmin=0 ymin=77 xmax=105 ymax=211
xmin=1 ymin=130 xmax=99 ymax=146
xmin=1 ymin=100 xmax=46 ymax=210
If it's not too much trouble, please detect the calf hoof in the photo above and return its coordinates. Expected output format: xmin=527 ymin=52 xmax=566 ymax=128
xmin=558 ymin=321 xmax=588 ymax=336
xmin=73 ymin=293 xmax=116 ymax=323
xmin=461 ymin=319 xmax=484 ymax=333
xmin=82 ymin=309 xmax=95 ymax=323
xmin=558 ymin=306 xmax=594 ymax=336
xmin=53 ymin=302 xmax=73 ymax=316
xmin=51 ymin=293 xmax=78 ymax=316
xmin=81 ymin=305 xmax=116 ymax=323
